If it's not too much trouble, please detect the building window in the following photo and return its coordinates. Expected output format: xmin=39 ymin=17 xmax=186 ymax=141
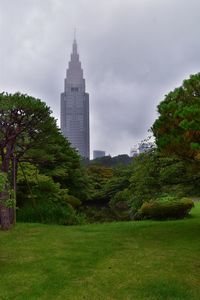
xmin=71 ymin=87 xmax=79 ymax=92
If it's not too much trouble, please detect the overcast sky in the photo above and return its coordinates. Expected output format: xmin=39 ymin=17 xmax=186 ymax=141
xmin=1 ymin=0 xmax=200 ymax=157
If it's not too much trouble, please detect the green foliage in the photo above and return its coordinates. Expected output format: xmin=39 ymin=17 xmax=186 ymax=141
xmin=84 ymin=148 xmax=200 ymax=223
xmin=29 ymin=127 xmax=89 ymax=201
xmin=3 ymin=197 xmax=16 ymax=208
xmin=0 ymin=92 xmax=91 ymax=227
xmin=86 ymin=164 xmax=114 ymax=200
xmin=109 ymin=189 xmax=132 ymax=220
xmin=101 ymin=166 xmax=132 ymax=201
xmin=17 ymin=162 xmax=83 ymax=224
xmin=65 ymin=195 xmax=82 ymax=208
xmin=152 ymin=73 xmax=200 ymax=160
xmin=0 ymin=92 xmax=65 ymax=229
xmin=0 ymin=92 xmax=58 ymax=166
xmin=80 ymin=164 xmax=133 ymax=222
xmin=81 ymin=73 xmax=200 ymax=223
xmin=17 ymin=200 xmax=77 ymax=225
xmin=17 ymin=168 xmax=79 ymax=225
xmin=90 ymin=154 xmax=132 ymax=167
xmin=128 ymin=151 xmax=162 ymax=213
xmin=0 ymin=171 xmax=15 ymax=208
xmin=84 ymin=149 xmax=199 ymax=222
xmin=86 ymin=163 xmax=132 ymax=203
xmin=0 ymin=171 xmax=7 ymax=192
xmin=128 ymin=150 xmax=200 ymax=214
xmin=138 ymin=197 xmax=194 ymax=220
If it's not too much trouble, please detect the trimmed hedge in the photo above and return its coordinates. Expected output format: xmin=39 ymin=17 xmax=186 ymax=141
xmin=136 ymin=197 xmax=194 ymax=220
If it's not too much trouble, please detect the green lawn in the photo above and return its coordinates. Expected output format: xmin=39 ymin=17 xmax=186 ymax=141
xmin=1 ymin=204 xmax=200 ymax=300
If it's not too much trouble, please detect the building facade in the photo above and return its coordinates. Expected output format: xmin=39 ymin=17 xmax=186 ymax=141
xmin=93 ymin=150 xmax=106 ymax=159
xmin=60 ymin=39 xmax=90 ymax=159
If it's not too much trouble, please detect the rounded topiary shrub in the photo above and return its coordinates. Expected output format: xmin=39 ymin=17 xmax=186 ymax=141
xmin=138 ymin=197 xmax=194 ymax=220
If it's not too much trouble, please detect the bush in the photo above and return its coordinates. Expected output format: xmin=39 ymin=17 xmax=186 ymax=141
xmin=109 ymin=189 xmax=132 ymax=220
xmin=17 ymin=171 xmax=84 ymax=225
xmin=17 ymin=200 xmax=78 ymax=225
xmin=137 ymin=197 xmax=194 ymax=220
xmin=65 ymin=195 xmax=82 ymax=207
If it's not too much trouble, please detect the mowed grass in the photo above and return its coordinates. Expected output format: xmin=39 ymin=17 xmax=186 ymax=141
xmin=1 ymin=205 xmax=200 ymax=300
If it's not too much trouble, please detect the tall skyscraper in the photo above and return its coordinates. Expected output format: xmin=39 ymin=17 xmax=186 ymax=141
xmin=60 ymin=38 xmax=90 ymax=159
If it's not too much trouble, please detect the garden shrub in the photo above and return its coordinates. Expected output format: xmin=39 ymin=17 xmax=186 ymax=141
xmin=17 ymin=199 xmax=78 ymax=225
xmin=65 ymin=195 xmax=81 ymax=207
xmin=137 ymin=196 xmax=194 ymax=220
xmin=17 ymin=173 xmax=82 ymax=225
xmin=109 ymin=189 xmax=132 ymax=220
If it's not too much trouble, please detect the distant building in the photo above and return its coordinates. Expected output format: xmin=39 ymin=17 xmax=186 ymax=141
xmin=93 ymin=150 xmax=106 ymax=159
xmin=130 ymin=142 xmax=154 ymax=156
xmin=60 ymin=38 xmax=90 ymax=159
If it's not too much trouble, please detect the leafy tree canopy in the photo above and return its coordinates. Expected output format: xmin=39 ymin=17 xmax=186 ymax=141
xmin=152 ymin=73 xmax=200 ymax=160
xmin=0 ymin=92 xmax=86 ymax=229
xmin=0 ymin=92 xmax=57 ymax=173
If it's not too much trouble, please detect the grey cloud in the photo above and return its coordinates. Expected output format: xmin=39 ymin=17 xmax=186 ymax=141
xmin=1 ymin=0 xmax=200 ymax=156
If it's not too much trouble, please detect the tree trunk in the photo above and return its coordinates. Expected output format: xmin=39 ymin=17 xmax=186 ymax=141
xmin=0 ymin=191 xmax=11 ymax=230
xmin=11 ymin=156 xmax=17 ymax=225
xmin=0 ymin=146 xmax=13 ymax=230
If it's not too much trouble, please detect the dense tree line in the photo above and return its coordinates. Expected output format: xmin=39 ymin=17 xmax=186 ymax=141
xmin=81 ymin=73 xmax=200 ymax=222
xmin=1 ymin=73 xmax=200 ymax=229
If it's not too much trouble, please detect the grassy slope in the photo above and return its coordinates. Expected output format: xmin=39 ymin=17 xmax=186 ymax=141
xmin=1 ymin=204 xmax=200 ymax=300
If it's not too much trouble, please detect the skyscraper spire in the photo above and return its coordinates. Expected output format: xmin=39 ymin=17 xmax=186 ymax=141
xmin=67 ymin=36 xmax=83 ymax=84
xmin=72 ymin=38 xmax=77 ymax=54
xmin=73 ymin=28 xmax=77 ymax=54
xmin=60 ymin=36 xmax=90 ymax=159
